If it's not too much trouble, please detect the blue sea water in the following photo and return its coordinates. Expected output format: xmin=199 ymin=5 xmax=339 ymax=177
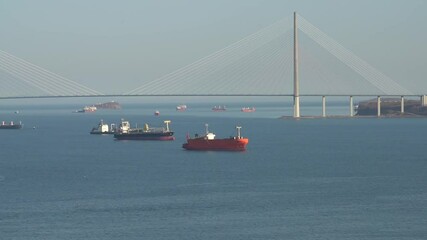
xmin=1 ymin=101 xmax=427 ymax=239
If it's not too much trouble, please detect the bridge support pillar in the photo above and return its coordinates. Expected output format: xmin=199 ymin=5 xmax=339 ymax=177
xmin=293 ymin=96 xmax=300 ymax=118
xmin=377 ymin=96 xmax=381 ymax=117
xmin=401 ymin=96 xmax=405 ymax=114
xmin=349 ymin=96 xmax=354 ymax=117
xmin=421 ymin=95 xmax=427 ymax=107
xmin=322 ymin=96 xmax=326 ymax=117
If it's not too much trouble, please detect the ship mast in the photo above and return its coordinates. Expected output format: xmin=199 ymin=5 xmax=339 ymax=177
xmin=205 ymin=123 xmax=209 ymax=134
xmin=236 ymin=126 xmax=242 ymax=139
xmin=164 ymin=120 xmax=171 ymax=132
xmin=293 ymin=11 xmax=300 ymax=118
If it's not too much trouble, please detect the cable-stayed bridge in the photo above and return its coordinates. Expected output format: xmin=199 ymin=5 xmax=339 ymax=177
xmin=125 ymin=14 xmax=413 ymax=97
xmin=0 ymin=49 xmax=103 ymax=98
xmin=0 ymin=13 xmax=421 ymax=116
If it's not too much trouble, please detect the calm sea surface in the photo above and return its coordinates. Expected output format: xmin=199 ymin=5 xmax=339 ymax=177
xmin=1 ymin=101 xmax=426 ymax=239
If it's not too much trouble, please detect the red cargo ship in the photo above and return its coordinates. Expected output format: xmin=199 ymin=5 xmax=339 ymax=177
xmin=183 ymin=124 xmax=248 ymax=151
xmin=176 ymin=104 xmax=187 ymax=111
xmin=241 ymin=107 xmax=256 ymax=112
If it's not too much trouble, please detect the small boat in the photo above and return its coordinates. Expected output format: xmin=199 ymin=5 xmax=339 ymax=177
xmin=114 ymin=119 xmax=174 ymax=140
xmin=75 ymin=106 xmax=97 ymax=113
xmin=354 ymin=104 xmax=359 ymax=111
xmin=212 ymin=105 xmax=226 ymax=111
xmin=183 ymin=124 xmax=248 ymax=151
xmin=154 ymin=110 xmax=160 ymax=116
xmin=241 ymin=107 xmax=256 ymax=112
xmin=176 ymin=104 xmax=187 ymax=111
xmin=90 ymin=120 xmax=116 ymax=134
xmin=0 ymin=121 xmax=23 ymax=129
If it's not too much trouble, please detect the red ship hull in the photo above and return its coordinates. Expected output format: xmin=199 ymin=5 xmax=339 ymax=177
xmin=241 ymin=108 xmax=255 ymax=112
xmin=183 ymin=137 xmax=248 ymax=151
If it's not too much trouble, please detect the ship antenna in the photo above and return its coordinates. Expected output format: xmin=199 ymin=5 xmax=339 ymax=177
xmin=236 ymin=126 xmax=242 ymax=139
xmin=205 ymin=123 xmax=209 ymax=135
xmin=164 ymin=120 xmax=171 ymax=132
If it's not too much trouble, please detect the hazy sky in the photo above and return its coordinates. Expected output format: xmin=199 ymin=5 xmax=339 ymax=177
xmin=1 ymin=0 xmax=426 ymax=94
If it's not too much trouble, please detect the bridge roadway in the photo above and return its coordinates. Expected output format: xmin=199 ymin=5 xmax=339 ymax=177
xmin=0 ymin=94 xmax=425 ymax=100
xmin=2 ymin=94 xmax=426 ymax=118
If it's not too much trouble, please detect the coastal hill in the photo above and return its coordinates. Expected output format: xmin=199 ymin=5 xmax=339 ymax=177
xmin=356 ymin=98 xmax=427 ymax=116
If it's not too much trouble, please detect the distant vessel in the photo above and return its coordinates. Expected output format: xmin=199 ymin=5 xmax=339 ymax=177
xmin=114 ymin=119 xmax=174 ymax=140
xmin=183 ymin=124 xmax=248 ymax=151
xmin=154 ymin=110 xmax=160 ymax=116
xmin=75 ymin=106 xmax=97 ymax=113
xmin=241 ymin=107 xmax=256 ymax=112
xmin=0 ymin=121 xmax=23 ymax=129
xmin=176 ymin=104 xmax=187 ymax=111
xmin=90 ymin=120 xmax=116 ymax=134
xmin=94 ymin=101 xmax=121 ymax=109
xmin=354 ymin=104 xmax=359 ymax=112
xmin=212 ymin=105 xmax=226 ymax=111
